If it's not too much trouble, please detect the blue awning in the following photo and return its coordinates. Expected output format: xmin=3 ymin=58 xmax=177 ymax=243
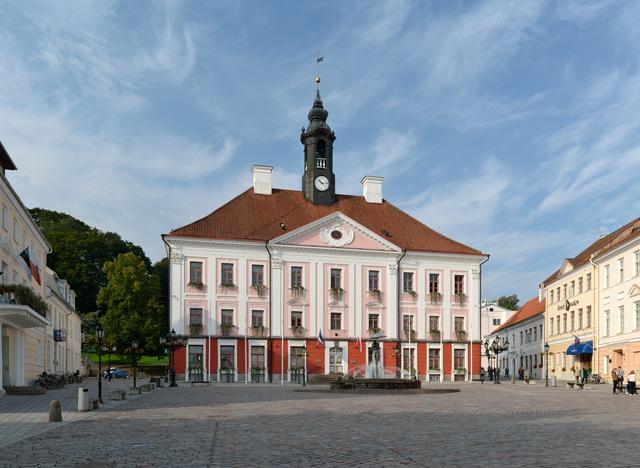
xmin=566 ymin=340 xmax=593 ymax=355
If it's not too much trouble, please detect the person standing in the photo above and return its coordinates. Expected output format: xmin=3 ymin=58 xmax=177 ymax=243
xmin=505 ymin=367 xmax=510 ymax=379
xmin=617 ymin=366 xmax=625 ymax=393
xmin=628 ymin=370 xmax=636 ymax=395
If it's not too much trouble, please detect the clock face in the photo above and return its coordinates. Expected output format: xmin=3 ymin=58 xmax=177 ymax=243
xmin=315 ymin=176 xmax=330 ymax=191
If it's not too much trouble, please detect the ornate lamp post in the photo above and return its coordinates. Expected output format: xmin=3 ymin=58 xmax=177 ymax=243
xmin=490 ymin=336 xmax=509 ymax=384
xmin=166 ymin=329 xmax=186 ymax=387
xmin=544 ymin=342 xmax=550 ymax=387
xmin=132 ymin=339 xmax=139 ymax=388
xmin=96 ymin=325 xmax=105 ymax=403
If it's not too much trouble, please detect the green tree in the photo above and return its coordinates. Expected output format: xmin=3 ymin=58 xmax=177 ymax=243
xmin=29 ymin=208 xmax=150 ymax=315
xmin=97 ymin=253 xmax=164 ymax=356
xmin=497 ymin=294 xmax=519 ymax=311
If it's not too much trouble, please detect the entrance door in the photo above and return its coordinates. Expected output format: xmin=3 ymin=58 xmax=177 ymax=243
xmin=329 ymin=346 xmax=343 ymax=374
xmin=188 ymin=345 xmax=204 ymax=382
xmin=2 ymin=336 xmax=10 ymax=386
xmin=250 ymin=346 xmax=265 ymax=383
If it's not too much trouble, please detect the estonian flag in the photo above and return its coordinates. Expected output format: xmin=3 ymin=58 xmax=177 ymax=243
xmin=317 ymin=329 xmax=325 ymax=347
xmin=356 ymin=336 xmax=363 ymax=353
xmin=19 ymin=247 xmax=42 ymax=285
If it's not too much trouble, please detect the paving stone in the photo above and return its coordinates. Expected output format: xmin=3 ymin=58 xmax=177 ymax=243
xmin=0 ymin=381 xmax=636 ymax=466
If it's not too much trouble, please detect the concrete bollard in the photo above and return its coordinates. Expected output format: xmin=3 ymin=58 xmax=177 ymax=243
xmin=49 ymin=400 xmax=62 ymax=422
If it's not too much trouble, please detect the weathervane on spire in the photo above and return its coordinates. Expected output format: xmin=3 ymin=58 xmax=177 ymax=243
xmin=315 ymin=50 xmax=324 ymax=89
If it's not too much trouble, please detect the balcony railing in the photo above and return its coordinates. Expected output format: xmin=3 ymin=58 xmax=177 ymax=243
xmin=220 ymin=323 xmax=237 ymax=336
xmin=289 ymin=326 xmax=307 ymax=338
xmin=454 ymin=329 xmax=467 ymax=341
xmin=329 ymin=288 xmax=344 ymax=302
xmin=428 ymin=292 xmax=442 ymax=305
xmin=452 ymin=293 xmax=468 ymax=306
xmin=428 ymin=329 xmax=441 ymax=341
xmin=250 ymin=325 xmax=269 ymax=337
xmin=0 ymin=284 xmax=49 ymax=317
xmin=187 ymin=323 xmax=207 ymax=336
xmin=367 ymin=290 xmax=382 ymax=302
xmin=290 ymin=286 xmax=305 ymax=300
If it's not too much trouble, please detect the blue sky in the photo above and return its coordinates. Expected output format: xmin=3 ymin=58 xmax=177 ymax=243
xmin=1 ymin=0 xmax=639 ymax=303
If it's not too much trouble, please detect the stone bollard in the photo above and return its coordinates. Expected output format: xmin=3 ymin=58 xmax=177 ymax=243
xmin=49 ymin=400 xmax=62 ymax=422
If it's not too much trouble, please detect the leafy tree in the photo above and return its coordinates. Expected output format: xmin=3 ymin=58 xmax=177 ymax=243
xmin=153 ymin=257 xmax=169 ymax=320
xmin=96 ymin=253 xmax=164 ymax=356
xmin=29 ymin=208 xmax=150 ymax=314
xmin=497 ymin=294 xmax=519 ymax=311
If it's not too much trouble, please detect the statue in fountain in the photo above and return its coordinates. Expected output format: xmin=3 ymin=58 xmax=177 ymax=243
xmin=367 ymin=332 xmax=385 ymax=379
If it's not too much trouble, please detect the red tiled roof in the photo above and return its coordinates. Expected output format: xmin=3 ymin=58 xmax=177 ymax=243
xmin=542 ymin=217 xmax=640 ymax=286
xmin=165 ymin=188 xmax=484 ymax=256
xmin=492 ymin=297 xmax=545 ymax=334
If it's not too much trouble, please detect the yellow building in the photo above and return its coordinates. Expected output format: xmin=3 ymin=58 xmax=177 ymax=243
xmin=593 ymin=217 xmax=640 ymax=377
xmin=541 ymin=244 xmax=598 ymax=381
xmin=0 ymin=141 xmax=51 ymax=391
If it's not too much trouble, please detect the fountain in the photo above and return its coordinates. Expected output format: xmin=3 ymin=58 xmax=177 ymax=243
xmin=330 ymin=332 xmax=422 ymax=392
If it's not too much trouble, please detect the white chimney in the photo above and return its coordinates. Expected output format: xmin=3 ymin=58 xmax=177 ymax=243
xmin=361 ymin=175 xmax=383 ymax=203
xmin=252 ymin=165 xmax=273 ymax=195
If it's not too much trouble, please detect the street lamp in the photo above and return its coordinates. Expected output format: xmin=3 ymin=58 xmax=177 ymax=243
xmin=544 ymin=342 xmax=550 ymax=387
xmin=490 ymin=336 xmax=509 ymax=384
xmin=132 ymin=339 xmax=139 ymax=388
xmin=166 ymin=329 xmax=186 ymax=387
xmin=96 ymin=325 xmax=105 ymax=403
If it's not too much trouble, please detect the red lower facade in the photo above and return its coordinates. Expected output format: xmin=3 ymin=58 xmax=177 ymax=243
xmin=173 ymin=338 xmax=481 ymax=383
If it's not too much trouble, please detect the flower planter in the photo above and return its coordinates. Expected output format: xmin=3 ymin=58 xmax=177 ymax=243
xmin=290 ymin=327 xmax=306 ymax=337
xmin=429 ymin=330 xmax=441 ymax=341
xmin=455 ymin=330 xmax=467 ymax=341
xmin=189 ymin=324 xmax=204 ymax=336
xmin=250 ymin=326 xmax=266 ymax=337
xmin=220 ymin=324 xmax=236 ymax=337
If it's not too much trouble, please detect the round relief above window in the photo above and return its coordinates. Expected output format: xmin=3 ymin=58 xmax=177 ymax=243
xmin=320 ymin=223 xmax=354 ymax=247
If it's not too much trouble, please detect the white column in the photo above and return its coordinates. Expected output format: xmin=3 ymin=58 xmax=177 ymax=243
xmin=239 ymin=259 xmax=247 ymax=335
xmin=470 ymin=267 xmax=481 ymax=342
xmin=349 ymin=263 xmax=355 ymax=338
xmin=388 ymin=263 xmax=398 ymax=338
xmin=271 ymin=256 xmax=283 ymax=335
xmin=354 ymin=264 xmax=362 ymax=338
xmin=317 ymin=261 xmax=324 ymax=335
xmin=417 ymin=266 xmax=425 ymax=340
xmin=443 ymin=269 xmax=451 ymax=340
xmin=17 ymin=330 xmax=25 ymax=386
xmin=169 ymin=252 xmax=184 ymax=333
xmin=309 ymin=260 xmax=317 ymax=337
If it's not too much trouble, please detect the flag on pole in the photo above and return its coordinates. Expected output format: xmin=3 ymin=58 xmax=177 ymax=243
xmin=19 ymin=247 xmax=42 ymax=285
xmin=316 ymin=56 xmax=324 ymax=63
xmin=356 ymin=336 xmax=363 ymax=353
xmin=573 ymin=335 xmax=580 ymax=346
xmin=317 ymin=329 xmax=325 ymax=347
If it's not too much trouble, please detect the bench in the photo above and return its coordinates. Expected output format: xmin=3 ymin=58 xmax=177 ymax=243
xmin=190 ymin=381 xmax=211 ymax=387
xmin=89 ymin=399 xmax=100 ymax=410
xmin=150 ymin=378 xmax=165 ymax=388
xmin=110 ymin=390 xmax=126 ymax=401
xmin=128 ymin=386 xmax=142 ymax=395
xmin=140 ymin=383 xmax=154 ymax=392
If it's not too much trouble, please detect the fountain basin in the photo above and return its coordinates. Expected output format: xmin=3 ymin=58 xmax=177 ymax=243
xmin=330 ymin=377 xmax=421 ymax=392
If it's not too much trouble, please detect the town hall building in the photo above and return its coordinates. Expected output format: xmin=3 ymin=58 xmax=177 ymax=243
xmin=162 ymin=89 xmax=488 ymax=383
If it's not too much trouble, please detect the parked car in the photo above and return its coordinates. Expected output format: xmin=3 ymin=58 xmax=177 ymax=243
xmin=105 ymin=368 xmax=128 ymax=379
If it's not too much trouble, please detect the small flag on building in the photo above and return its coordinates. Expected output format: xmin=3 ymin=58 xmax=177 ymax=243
xmin=318 ymin=329 xmax=325 ymax=347
xmin=19 ymin=247 xmax=42 ymax=285
xmin=356 ymin=335 xmax=363 ymax=353
xmin=573 ymin=335 xmax=580 ymax=346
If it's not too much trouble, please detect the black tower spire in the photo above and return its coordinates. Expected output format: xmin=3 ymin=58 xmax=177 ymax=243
xmin=301 ymin=90 xmax=336 ymax=205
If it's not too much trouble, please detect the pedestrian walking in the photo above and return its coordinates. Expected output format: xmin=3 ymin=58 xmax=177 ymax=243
xmin=627 ymin=370 xmax=636 ymax=395
xmin=574 ymin=366 xmax=580 ymax=384
xmin=495 ymin=367 xmax=500 ymax=381
xmin=582 ymin=367 xmax=588 ymax=384
xmin=612 ymin=368 xmax=618 ymax=394
xmin=505 ymin=367 xmax=509 ymax=379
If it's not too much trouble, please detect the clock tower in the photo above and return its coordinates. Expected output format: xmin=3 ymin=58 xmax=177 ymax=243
xmin=301 ymin=90 xmax=336 ymax=205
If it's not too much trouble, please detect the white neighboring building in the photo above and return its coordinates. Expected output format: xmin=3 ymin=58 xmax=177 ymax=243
xmin=487 ymin=296 xmax=545 ymax=379
xmin=45 ymin=268 xmax=82 ymax=374
xmin=480 ymin=301 xmax=517 ymax=369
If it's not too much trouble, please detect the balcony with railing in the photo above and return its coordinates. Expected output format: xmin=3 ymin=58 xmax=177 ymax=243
xmin=249 ymin=325 xmax=269 ymax=338
xmin=288 ymin=325 xmax=308 ymax=338
xmin=187 ymin=323 xmax=207 ymax=336
xmin=451 ymin=293 xmax=468 ymax=307
xmin=329 ymin=288 xmax=344 ymax=302
xmin=290 ymin=286 xmax=306 ymax=301
xmin=428 ymin=292 xmax=442 ymax=305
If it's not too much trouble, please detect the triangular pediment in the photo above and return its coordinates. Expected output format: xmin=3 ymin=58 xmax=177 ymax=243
xmin=558 ymin=259 xmax=574 ymax=276
xmin=270 ymin=212 xmax=401 ymax=252
xmin=629 ymin=284 xmax=640 ymax=298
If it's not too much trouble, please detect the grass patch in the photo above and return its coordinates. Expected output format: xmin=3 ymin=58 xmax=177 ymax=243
xmin=84 ymin=353 xmax=168 ymax=366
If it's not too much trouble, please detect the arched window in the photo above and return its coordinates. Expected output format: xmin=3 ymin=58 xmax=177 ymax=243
xmin=316 ymin=140 xmax=326 ymax=168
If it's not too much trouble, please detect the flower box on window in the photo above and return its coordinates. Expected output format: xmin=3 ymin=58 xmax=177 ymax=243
xmin=429 ymin=329 xmax=441 ymax=341
xmin=250 ymin=284 xmax=267 ymax=296
xmin=454 ymin=367 xmax=466 ymax=375
xmin=329 ymin=287 xmax=344 ymax=301
xmin=219 ymin=282 xmax=236 ymax=289
xmin=403 ymin=328 xmax=416 ymax=340
xmin=290 ymin=325 xmax=306 ymax=337
xmin=250 ymin=325 xmax=267 ymax=337
xmin=189 ymin=323 xmax=203 ymax=336
xmin=404 ymin=289 xmax=417 ymax=297
xmin=369 ymin=289 xmax=382 ymax=300
xmin=429 ymin=292 xmax=442 ymax=304
xmin=455 ymin=330 xmax=467 ymax=341
xmin=220 ymin=322 xmax=236 ymax=336
xmin=368 ymin=326 xmax=382 ymax=335
xmin=188 ymin=281 xmax=205 ymax=290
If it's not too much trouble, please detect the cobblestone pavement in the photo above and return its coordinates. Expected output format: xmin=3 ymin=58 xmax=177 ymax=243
xmin=0 ymin=380 xmax=636 ymax=467
xmin=0 ymin=377 xmax=150 ymax=450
